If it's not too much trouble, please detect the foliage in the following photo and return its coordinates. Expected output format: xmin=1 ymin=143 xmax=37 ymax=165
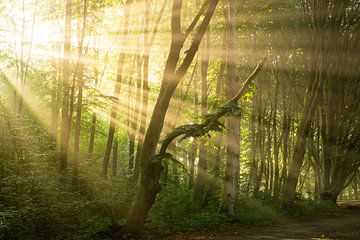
xmin=288 ymin=200 xmax=337 ymax=218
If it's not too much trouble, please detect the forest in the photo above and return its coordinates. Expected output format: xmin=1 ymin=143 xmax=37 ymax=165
xmin=0 ymin=0 xmax=360 ymax=239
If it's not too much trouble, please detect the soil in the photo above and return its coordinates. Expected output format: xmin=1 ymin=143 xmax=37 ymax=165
xmin=160 ymin=201 xmax=360 ymax=240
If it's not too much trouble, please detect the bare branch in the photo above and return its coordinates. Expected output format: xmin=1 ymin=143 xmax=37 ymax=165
xmin=154 ymin=58 xmax=266 ymax=162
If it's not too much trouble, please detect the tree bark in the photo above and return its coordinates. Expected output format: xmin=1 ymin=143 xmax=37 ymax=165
xmin=60 ymin=0 xmax=72 ymax=178
xmin=102 ymin=0 xmax=132 ymax=177
xmin=133 ymin=0 xmax=166 ymax=181
xmin=124 ymin=0 xmax=220 ymax=232
xmin=220 ymin=0 xmax=240 ymax=217
xmin=73 ymin=0 xmax=88 ymax=182
xmin=194 ymin=24 xmax=210 ymax=206
xmin=273 ymin=79 xmax=280 ymax=198
xmin=112 ymin=138 xmax=118 ymax=177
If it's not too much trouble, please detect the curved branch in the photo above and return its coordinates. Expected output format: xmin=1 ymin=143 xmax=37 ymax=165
xmin=154 ymin=58 xmax=266 ymax=162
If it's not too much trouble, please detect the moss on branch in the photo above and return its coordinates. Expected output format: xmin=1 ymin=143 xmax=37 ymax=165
xmin=153 ymin=58 xmax=266 ymax=165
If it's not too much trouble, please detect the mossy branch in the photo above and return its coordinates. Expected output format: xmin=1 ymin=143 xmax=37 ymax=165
xmin=152 ymin=58 xmax=266 ymax=164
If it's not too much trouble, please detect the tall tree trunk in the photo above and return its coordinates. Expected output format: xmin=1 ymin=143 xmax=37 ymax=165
xmin=125 ymin=0 xmax=219 ymax=232
xmin=128 ymin=56 xmax=142 ymax=174
xmin=210 ymin=62 xmax=225 ymax=193
xmin=194 ymin=25 xmax=210 ymax=206
xmin=220 ymin=0 xmax=239 ymax=216
xmin=248 ymin=101 xmax=257 ymax=192
xmin=189 ymin=62 xmax=199 ymax=189
xmin=280 ymin=99 xmax=290 ymax=195
xmin=73 ymin=0 xmax=88 ymax=182
xmin=60 ymin=0 xmax=72 ymax=178
xmin=273 ymin=79 xmax=280 ymax=198
xmin=112 ymin=138 xmax=118 ymax=177
xmin=88 ymin=112 xmax=97 ymax=161
xmin=281 ymin=0 xmax=328 ymax=206
xmin=188 ymin=141 xmax=197 ymax=189
xmin=281 ymin=78 xmax=323 ymax=206
xmin=50 ymin=48 xmax=61 ymax=147
xmin=133 ymin=0 xmax=166 ymax=181
xmin=266 ymin=114 xmax=273 ymax=195
xmin=102 ymin=0 xmax=132 ymax=177
xmin=87 ymin=52 xmax=108 ymax=162
xmin=255 ymin=94 xmax=265 ymax=194
xmin=18 ymin=0 xmax=38 ymax=114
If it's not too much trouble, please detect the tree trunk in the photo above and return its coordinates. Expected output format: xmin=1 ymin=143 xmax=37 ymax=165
xmin=73 ymin=0 xmax=88 ymax=182
xmin=102 ymin=0 xmax=132 ymax=177
xmin=273 ymin=79 xmax=280 ymax=198
xmin=281 ymin=2 xmax=327 ymax=205
xmin=112 ymin=138 xmax=118 ymax=177
xmin=50 ymin=50 xmax=60 ymax=148
xmin=60 ymin=0 xmax=72 ymax=178
xmin=87 ymin=50 xmax=107 ymax=163
xmin=18 ymin=0 xmax=38 ymax=114
xmin=88 ymin=112 xmax=97 ymax=161
xmin=133 ymin=0 xmax=166 ymax=181
xmin=194 ymin=24 xmax=210 ymax=206
xmin=281 ymin=84 xmax=323 ymax=206
xmin=220 ymin=0 xmax=239 ymax=216
xmin=128 ymin=56 xmax=142 ymax=174
xmin=188 ymin=141 xmax=197 ymax=189
xmin=124 ymin=0 xmax=219 ymax=232
xmin=280 ymin=101 xmax=290 ymax=195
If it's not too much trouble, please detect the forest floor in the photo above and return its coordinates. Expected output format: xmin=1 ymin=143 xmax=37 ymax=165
xmin=160 ymin=201 xmax=360 ymax=240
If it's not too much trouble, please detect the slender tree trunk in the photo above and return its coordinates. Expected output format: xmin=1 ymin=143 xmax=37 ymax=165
xmin=255 ymin=95 xmax=265 ymax=194
xmin=188 ymin=63 xmax=199 ymax=190
xmin=50 ymin=48 xmax=61 ymax=147
xmin=73 ymin=0 xmax=88 ymax=182
xmin=210 ymin=62 xmax=225 ymax=192
xmin=248 ymin=101 xmax=257 ymax=192
xmin=280 ymin=100 xmax=290 ymax=194
xmin=73 ymin=63 xmax=83 ymax=179
xmin=188 ymin=141 xmax=197 ymax=189
xmin=281 ymin=80 xmax=323 ymax=206
xmin=273 ymin=79 xmax=280 ymax=198
xmin=220 ymin=0 xmax=239 ymax=216
xmin=60 ymin=0 xmax=72 ymax=178
xmin=266 ymin=115 xmax=273 ymax=195
xmin=88 ymin=112 xmax=97 ymax=161
xmin=129 ymin=56 xmax=142 ymax=173
xmin=112 ymin=138 xmax=118 ymax=177
xmin=87 ymin=51 xmax=107 ymax=162
xmin=102 ymin=0 xmax=132 ymax=177
xmin=133 ymin=0 xmax=166 ymax=181
xmin=194 ymin=25 xmax=210 ymax=206
xmin=18 ymin=0 xmax=38 ymax=114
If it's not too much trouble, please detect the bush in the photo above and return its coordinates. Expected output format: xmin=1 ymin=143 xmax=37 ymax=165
xmin=289 ymin=200 xmax=336 ymax=217
xmin=234 ymin=196 xmax=284 ymax=225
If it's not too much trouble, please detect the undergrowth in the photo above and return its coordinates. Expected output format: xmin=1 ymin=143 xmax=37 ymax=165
xmin=148 ymin=187 xmax=337 ymax=236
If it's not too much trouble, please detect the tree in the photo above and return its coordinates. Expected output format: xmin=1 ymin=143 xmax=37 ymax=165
xmin=194 ymin=12 xmax=210 ymax=207
xmin=59 ymin=0 xmax=72 ymax=178
xmin=133 ymin=0 xmax=166 ymax=181
xmin=73 ymin=0 xmax=88 ymax=181
xmin=220 ymin=0 xmax=240 ymax=216
xmin=282 ymin=0 xmax=360 ymax=206
xmin=124 ymin=0 xmax=220 ymax=232
xmin=102 ymin=0 xmax=132 ymax=177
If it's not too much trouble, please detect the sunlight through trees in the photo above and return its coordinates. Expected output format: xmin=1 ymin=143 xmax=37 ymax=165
xmin=0 ymin=0 xmax=359 ymax=239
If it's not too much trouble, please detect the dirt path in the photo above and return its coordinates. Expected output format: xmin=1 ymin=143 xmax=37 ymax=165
xmin=163 ymin=202 xmax=360 ymax=240
xmin=220 ymin=209 xmax=360 ymax=240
